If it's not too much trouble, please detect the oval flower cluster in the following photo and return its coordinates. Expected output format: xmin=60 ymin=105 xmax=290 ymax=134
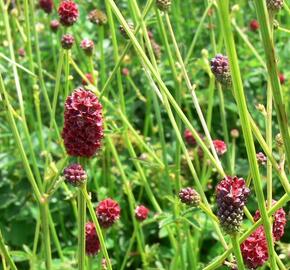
xmin=39 ymin=0 xmax=53 ymax=13
xmin=58 ymin=0 xmax=79 ymax=26
xmin=85 ymin=222 xmax=100 ymax=256
xmin=63 ymin=163 xmax=86 ymax=186
xmin=241 ymin=201 xmax=287 ymax=268
xmin=62 ymin=87 xmax=104 ymax=157
xmin=96 ymin=198 xmax=121 ymax=228
xmin=216 ymin=176 xmax=250 ymax=234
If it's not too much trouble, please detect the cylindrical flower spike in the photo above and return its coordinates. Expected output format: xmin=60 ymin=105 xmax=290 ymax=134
xmin=39 ymin=0 xmax=53 ymax=14
xmin=64 ymin=163 xmax=87 ymax=186
xmin=210 ymin=54 xmax=232 ymax=87
xmin=216 ymin=176 xmax=250 ymax=234
xmin=96 ymin=198 xmax=121 ymax=228
xmin=85 ymin=222 xmax=100 ymax=256
xmin=62 ymin=87 xmax=103 ymax=157
xmin=156 ymin=0 xmax=171 ymax=11
xmin=179 ymin=187 xmax=200 ymax=207
xmin=253 ymin=200 xmax=286 ymax=241
xmin=135 ymin=205 xmax=149 ymax=221
xmin=61 ymin=34 xmax=74 ymax=49
xmin=58 ymin=0 xmax=79 ymax=27
xmin=241 ymin=226 xmax=268 ymax=269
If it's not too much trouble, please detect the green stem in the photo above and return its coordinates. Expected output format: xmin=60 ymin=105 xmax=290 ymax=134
xmin=98 ymin=26 xmax=106 ymax=87
xmin=0 ymin=231 xmax=18 ymax=270
xmin=40 ymin=202 xmax=52 ymax=270
xmin=48 ymin=212 xmax=64 ymax=260
xmin=216 ymin=1 xmax=277 ymax=268
xmin=184 ymin=2 xmax=213 ymax=65
xmin=64 ymin=50 xmax=70 ymax=98
xmin=155 ymin=7 xmax=183 ymax=192
xmin=106 ymin=0 xmax=226 ymax=178
xmin=253 ymin=0 xmax=290 ymax=165
xmin=104 ymin=2 xmax=148 ymax=266
xmin=29 ymin=0 xmax=62 ymax=143
xmin=231 ymin=234 xmax=245 ymax=270
xmin=108 ymin=136 xmax=148 ymax=267
xmin=266 ymin=13 xmax=275 ymax=208
xmin=81 ymin=188 xmax=112 ymax=270
xmin=33 ymin=217 xmax=41 ymax=255
xmin=120 ymin=230 xmax=136 ymax=270
xmin=144 ymin=70 xmax=228 ymax=249
xmin=0 ymin=74 xmax=42 ymax=202
xmin=232 ymin=20 xmax=266 ymax=68
xmin=77 ymin=185 xmax=86 ymax=270
xmin=218 ymin=85 xmax=231 ymax=173
xmin=249 ymin=117 xmax=290 ymax=194
xmin=99 ymin=0 xmax=154 ymax=99
xmin=164 ymin=13 xmax=223 ymax=170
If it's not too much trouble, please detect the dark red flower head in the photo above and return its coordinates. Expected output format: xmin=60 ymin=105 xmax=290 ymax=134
xmin=96 ymin=198 xmax=121 ymax=228
xmin=82 ymin=73 xmax=94 ymax=86
xmin=135 ymin=205 xmax=149 ymax=221
xmin=241 ymin=226 xmax=268 ymax=269
xmin=179 ymin=187 xmax=200 ymax=206
xmin=249 ymin=20 xmax=259 ymax=31
xmin=184 ymin=129 xmax=196 ymax=146
xmin=61 ymin=34 xmax=74 ymax=49
xmin=61 ymin=87 xmax=104 ymax=157
xmin=58 ymin=0 xmax=79 ymax=26
xmin=216 ymin=176 xmax=250 ymax=234
xmin=213 ymin=140 xmax=227 ymax=155
xmin=50 ymin=19 xmax=60 ymax=33
xmin=39 ymin=0 xmax=53 ymax=14
xmin=279 ymin=73 xmax=285 ymax=85
xmin=85 ymin=221 xmax=100 ymax=256
xmin=253 ymin=200 xmax=286 ymax=241
xmin=80 ymin=38 xmax=94 ymax=56
xmin=210 ymin=54 xmax=232 ymax=87
xmin=64 ymin=163 xmax=87 ymax=186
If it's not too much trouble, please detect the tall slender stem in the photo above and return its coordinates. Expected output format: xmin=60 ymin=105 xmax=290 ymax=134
xmin=40 ymin=202 xmax=52 ymax=270
xmin=0 ymin=231 xmax=18 ymax=270
xmin=81 ymin=188 xmax=112 ymax=270
xmin=231 ymin=234 xmax=245 ymax=270
xmin=216 ymin=1 xmax=277 ymax=268
xmin=77 ymin=189 xmax=86 ymax=270
xmin=253 ymin=0 xmax=290 ymax=165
